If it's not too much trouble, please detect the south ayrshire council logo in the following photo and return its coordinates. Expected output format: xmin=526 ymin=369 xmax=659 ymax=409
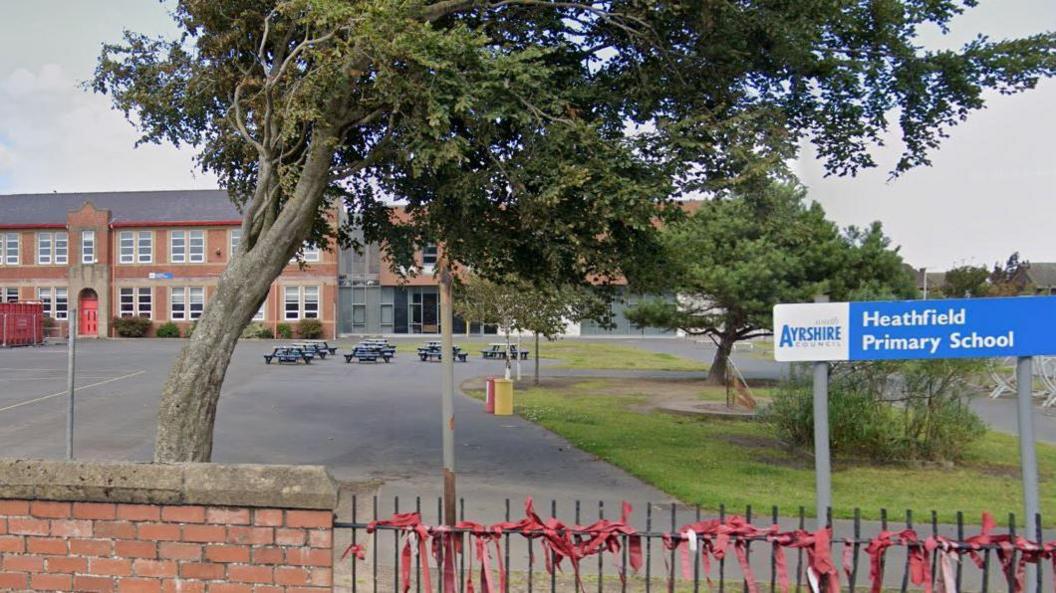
xmin=778 ymin=316 xmax=844 ymax=348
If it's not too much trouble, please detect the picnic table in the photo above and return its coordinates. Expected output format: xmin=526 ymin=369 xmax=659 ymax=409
xmin=301 ymin=339 xmax=338 ymax=355
xmin=480 ymin=343 xmax=530 ymax=360
xmin=263 ymin=345 xmax=313 ymax=365
xmin=417 ymin=343 xmax=468 ymax=362
xmin=292 ymin=342 xmax=328 ymax=359
xmin=344 ymin=341 xmax=394 ymax=363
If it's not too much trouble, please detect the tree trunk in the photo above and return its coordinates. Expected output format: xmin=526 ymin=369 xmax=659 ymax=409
xmin=153 ymin=131 xmax=337 ymax=462
xmin=707 ymin=333 xmax=738 ymax=385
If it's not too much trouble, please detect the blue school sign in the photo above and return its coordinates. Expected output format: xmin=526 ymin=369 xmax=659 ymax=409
xmin=773 ymin=296 xmax=1056 ymax=362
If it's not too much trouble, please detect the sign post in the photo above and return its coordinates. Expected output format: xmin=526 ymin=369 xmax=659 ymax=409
xmin=775 ymin=296 xmax=1051 ymax=548
xmin=66 ymin=309 xmax=77 ymax=460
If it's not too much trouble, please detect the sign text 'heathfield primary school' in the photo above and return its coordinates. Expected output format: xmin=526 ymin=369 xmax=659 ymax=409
xmin=773 ymin=296 xmax=1056 ymax=362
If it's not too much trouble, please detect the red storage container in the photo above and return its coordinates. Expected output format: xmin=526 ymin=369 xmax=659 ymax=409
xmin=0 ymin=303 xmax=45 ymax=347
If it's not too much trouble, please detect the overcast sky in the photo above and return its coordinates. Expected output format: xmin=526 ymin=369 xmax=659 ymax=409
xmin=0 ymin=1 xmax=1053 ymax=270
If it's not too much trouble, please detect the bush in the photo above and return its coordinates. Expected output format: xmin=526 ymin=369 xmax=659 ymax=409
xmin=276 ymin=323 xmax=293 ymax=339
xmin=186 ymin=321 xmax=197 ymax=338
xmin=156 ymin=322 xmax=181 ymax=338
xmin=297 ymin=318 xmax=324 ymax=339
xmin=241 ymin=322 xmax=275 ymax=339
xmin=112 ymin=316 xmax=153 ymax=338
xmin=764 ymin=360 xmax=987 ymax=463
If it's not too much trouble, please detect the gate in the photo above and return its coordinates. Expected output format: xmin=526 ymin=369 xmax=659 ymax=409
xmin=0 ymin=302 xmax=44 ymax=347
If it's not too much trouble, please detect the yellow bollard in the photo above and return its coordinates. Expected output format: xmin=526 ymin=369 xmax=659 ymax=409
xmin=493 ymin=379 xmax=514 ymax=416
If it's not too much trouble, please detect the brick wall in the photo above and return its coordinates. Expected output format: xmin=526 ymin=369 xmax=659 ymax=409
xmin=0 ymin=460 xmax=340 ymax=593
xmin=0 ymin=501 xmax=332 ymax=593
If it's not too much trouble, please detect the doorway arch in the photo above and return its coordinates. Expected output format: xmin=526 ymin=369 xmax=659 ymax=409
xmin=78 ymin=288 xmax=98 ymax=337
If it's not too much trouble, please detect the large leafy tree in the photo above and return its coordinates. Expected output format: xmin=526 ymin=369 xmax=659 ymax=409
xmin=92 ymin=0 xmax=1056 ymax=461
xmin=626 ymin=182 xmax=917 ymax=384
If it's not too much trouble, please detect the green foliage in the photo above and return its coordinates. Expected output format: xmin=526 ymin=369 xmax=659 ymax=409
xmin=297 ymin=319 xmax=324 ymax=339
xmin=765 ymin=360 xmax=987 ymax=463
xmin=112 ymin=316 xmax=153 ymax=338
xmin=943 ymin=266 xmax=991 ymax=298
xmin=185 ymin=321 xmax=197 ymax=338
xmin=989 ymin=252 xmax=1031 ymax=296
xmin=90 ymin=0 xmax=1056 ymax=287
xmin=455 ymin=275 xmax=610 ymax=340
xmin=241 ymin=322 xmax=275 ymax=339
xmin=155 ymin=322 xmax=180 ymax=338
xmin=626 ymin=181 xmax=915 ymax=380
xmin=276 ymin=323 xmax=293 ymax=339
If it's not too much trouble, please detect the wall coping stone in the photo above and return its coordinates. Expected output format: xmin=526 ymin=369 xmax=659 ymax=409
xmin=0 ymin=458 xmax=338 ymax=510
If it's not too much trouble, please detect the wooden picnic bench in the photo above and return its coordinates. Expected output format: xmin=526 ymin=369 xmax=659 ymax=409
xmin=344 ymin=345 xmax=393 ymax=363
xmin=292 ymin=343 xmax=327 ymax=360
xmin=480 ymin=344 xmax=530 ymax=360
xmin=302 ymin=340 xmax=338 ymax=355
xmin=263 ymin=346 xmax=312 ymax=365
xmin=417 ymin=346 xmax=468 ymax=362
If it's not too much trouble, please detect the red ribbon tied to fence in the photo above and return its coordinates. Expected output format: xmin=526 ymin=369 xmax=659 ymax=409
xmin=344 ymin=504 xmax=1056 ymax=593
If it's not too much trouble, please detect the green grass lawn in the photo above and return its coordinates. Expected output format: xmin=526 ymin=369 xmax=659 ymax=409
xmin=466 ymin=378 xmax=1055 ymax=524
xmin=339 ymin=337 xmax=709 ymax=372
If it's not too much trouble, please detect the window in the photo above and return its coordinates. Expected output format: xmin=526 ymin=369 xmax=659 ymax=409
xmin=351 ymin=286 xmax=367 ymax=330
xmin=229 ymin=229 xmax=241 ymax=259
xmin=55 ymin=288 xmax=67 ymax=320
xmin=1 ymin=287 xmax=17 ymax=303
xmin=253 ymin=301 xmax=265 ymax=321
xmin=422 ymin=243 xmax=438 ymax=269
xmin=81 ymin=230 xmax=95 ymax=263
xmin=303 ymin=245 xmax=321 ymax=262
xmin=170 ymin=286 xmax=205 ymax=321
xmin=37 ymin=288 xmax=51 ymax=316
xmin=36 ymin=287 xmax=66 ymax=319
xmin=284 ymin=286 xmax=321 ymax=320
xmin=2 ymin=233 xmax=18 ymax=265
xmin=119 ymin=287 xmax=152 ymax=318
xmin=170 ymin=230 xmax=205 ymax=263
xmin=55 ymin=233 xmax=68 ymax=265
xmin=37 ymin=233 xmax=51 ymax=264
xmin=36 ymin=232 xmax=68 ymax=265
xmin=118 ymin=231 xmax=152 ymax=264
xmin=137 ymin=232 xmax=152 ymax=263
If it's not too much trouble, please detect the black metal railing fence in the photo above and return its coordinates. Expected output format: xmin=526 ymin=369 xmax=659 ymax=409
xmin=334 ymin=496 xmax=1052 ymax=593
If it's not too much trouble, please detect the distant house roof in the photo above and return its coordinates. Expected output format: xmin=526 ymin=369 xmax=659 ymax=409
xmin=0 ymin=190 xmax=240 ymax=227
xmin=1022 ymin=263 xmax=1056 ymax=288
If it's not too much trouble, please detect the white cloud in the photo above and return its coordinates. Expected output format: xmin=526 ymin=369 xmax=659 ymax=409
xmin=0 ymin=64 xmax=217 ymax=194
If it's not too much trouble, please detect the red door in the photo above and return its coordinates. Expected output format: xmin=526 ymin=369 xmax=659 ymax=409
xmin=79 ymin=291 xmax=98 ymax=336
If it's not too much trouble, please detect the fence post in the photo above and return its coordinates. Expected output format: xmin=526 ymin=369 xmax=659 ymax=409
xmin=66 ymin=309 xmax=77 ymax=460
xmin=1016 ymin=356 xmax=1040 ymax=593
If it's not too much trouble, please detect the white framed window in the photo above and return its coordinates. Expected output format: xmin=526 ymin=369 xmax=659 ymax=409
xmin=118 ymin=231 xmax=152 ymax=264
xmin=170 ymin=286 xmax=205 ymax=321
xmin=291 ymin=242 xmax=321 ymax=264
xmin=56 ymin=233 xmax=68 ymax=264
xmin=254 ymin=301 xmax=265 ymax=321
xmin=229 ymin=229 xmax=241 ymax=260
xmin=36 ymin=232 xmax=67 ymax=265
xmin=1 ymin=287 xmax=18 ymax=303
xmin=81 ymin=230 xmax=95 ymax=264
xmin=171 ymin=230 xmax=205 ymax=263
xmin=137 ymin=232 xmax=152 ymax=263
xmin=55 ymin=288 xmax=67 ymax=319
xmin=283 ymin=285 xmax=321 ymax=320
xmin=421 ymin=243 xmax=438 ymax=269
xmin=119 ymin=287 xmax=152 ymax=318
xmin=37 ymin=233 xmax=52 ymax=265
xmin=2 ymin=233 xmax=18 ymax=265
xmin=36 ymin=287 xmax=67 ymax=319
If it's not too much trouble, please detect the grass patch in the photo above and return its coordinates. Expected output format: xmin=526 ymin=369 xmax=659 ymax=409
xmin=466 ymin=378 xmax=1056 ymax=524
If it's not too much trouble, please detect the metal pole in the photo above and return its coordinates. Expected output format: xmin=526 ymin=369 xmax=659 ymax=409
xmin=66 ymin=310 xmax=77 ymax=460
xmin=438 ymin=267 xmax=456 ymax=525
xmin=922 ymin=267 xmax=928 ymax=299
xmin=813 ymin=361 xmax=831 ymax=527
xmin=1016 ymin=356 xmax=1040 ymax=593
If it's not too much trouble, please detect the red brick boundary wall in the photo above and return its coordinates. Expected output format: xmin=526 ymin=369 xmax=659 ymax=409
xmin=0 ymin=460 xmax=339 ymax=593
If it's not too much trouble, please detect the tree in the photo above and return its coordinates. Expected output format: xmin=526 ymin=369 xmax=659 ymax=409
xmin=990 ymin=252 xmax=1031 ymax=296
xmin=92 ymin=0 xmax=1056 ymax=461
xmin=626 ymin=182 xmax=916 ymax=384
xmin=942 ymin=265 xmax=990 ymax=298
xmin=455 ymin=276 xmax=608 ymax=383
